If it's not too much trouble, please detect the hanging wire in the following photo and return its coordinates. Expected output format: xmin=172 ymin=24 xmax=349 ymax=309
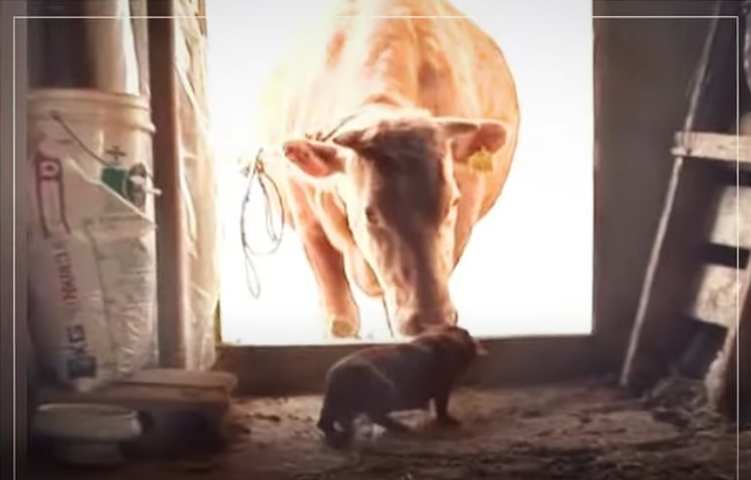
xmin=240 ymin=148 xmax=285 ymax=298
xmin=237 ymin=113 xmax=391 ymax=333
xmin=49 ymin=110 xmax=162 ymax=197
xmin=49 ymin=110 xmax=162 ymax=202
xmin=381 ymin=297 xmax=395 ymax=339
xmin=51 ymin=110 xmax=113 ymax=168
xmin=237 ymin=113 xmax=354 ymax=299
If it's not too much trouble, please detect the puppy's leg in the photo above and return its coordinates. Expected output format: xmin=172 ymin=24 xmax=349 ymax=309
xmin=317 ymin=397 xmax=339 ymax=436
xmin=318 ymin=398 xmax=356 ymax=449
xmin=334 ymin=413 xmax=356 ymax=447
xmin=367 ymin=411 xmax=412 ymax=435
xmin=432 ymin=388 xmax=460 ymax=427
xmin=319 ymin=412 xmax=356 ymax=449
xmin=317 ymin=414 xmax=335 ymax=435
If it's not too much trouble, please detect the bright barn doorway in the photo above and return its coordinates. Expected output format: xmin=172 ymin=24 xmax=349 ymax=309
xmin=207 ymin=0 xmax=594 ymax=345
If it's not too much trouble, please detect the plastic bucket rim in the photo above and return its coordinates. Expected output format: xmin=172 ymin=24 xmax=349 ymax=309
xmin=36 ymin=402 xmax=137 ymax=419
xmin=27 ymin=88 xmax=155 ymax=134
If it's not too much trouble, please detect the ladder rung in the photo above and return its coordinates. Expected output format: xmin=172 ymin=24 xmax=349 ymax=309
xmin=672 ymin=131 xmax=751 ymax=164
xmin=707 ymin=184 xmax=751 ymax=249
xmin=687 ymin=264 xmax=742 ymax=328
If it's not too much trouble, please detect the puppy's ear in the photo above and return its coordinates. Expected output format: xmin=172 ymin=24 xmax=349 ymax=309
xmin=473 ymin=340 xmax=489 ymax=357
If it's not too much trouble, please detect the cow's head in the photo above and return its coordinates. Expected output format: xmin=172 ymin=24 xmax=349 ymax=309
xmin=281 ymin=110 xmax=509 ymax=336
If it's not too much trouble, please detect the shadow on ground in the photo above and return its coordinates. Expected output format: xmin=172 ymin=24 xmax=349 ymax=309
xmin=29 ymin=380 xmax=748 ymax=480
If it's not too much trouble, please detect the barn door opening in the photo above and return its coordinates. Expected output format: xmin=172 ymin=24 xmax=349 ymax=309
xmin=207 ymin=0 xmax=595 ymax=346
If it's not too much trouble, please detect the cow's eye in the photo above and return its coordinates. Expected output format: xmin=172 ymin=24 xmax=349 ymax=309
xmin=365 ymin=205 xmax=379 ymax=224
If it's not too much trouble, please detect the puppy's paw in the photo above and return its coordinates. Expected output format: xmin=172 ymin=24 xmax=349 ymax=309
xmin=434 ymin=415 xmax=461 ymax=429
xmin=323 ymin=431 xmax=352 ymax=450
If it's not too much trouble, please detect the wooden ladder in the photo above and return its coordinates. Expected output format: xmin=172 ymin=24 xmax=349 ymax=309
xmin=620 ymin=5 xmax=751 ymax=421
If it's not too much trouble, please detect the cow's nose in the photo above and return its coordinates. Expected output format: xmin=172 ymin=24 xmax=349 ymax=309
xmin=394 ymin=307 xmax=459 ymax=337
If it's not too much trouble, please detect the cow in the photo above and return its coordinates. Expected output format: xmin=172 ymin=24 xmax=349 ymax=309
xmin=255 ymin=0 xmax=520 ymax=339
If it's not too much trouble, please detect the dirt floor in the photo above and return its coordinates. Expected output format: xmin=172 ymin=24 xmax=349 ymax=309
xmin=29 ymin=378 xmax=749 ymax=480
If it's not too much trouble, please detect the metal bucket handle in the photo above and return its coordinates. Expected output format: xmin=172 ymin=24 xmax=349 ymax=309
xmin=47 ymin=109 xmax=162 ymax=200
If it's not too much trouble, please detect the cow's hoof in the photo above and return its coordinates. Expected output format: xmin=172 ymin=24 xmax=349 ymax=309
xmin=328 ymin=317 xmax=360 ymax=339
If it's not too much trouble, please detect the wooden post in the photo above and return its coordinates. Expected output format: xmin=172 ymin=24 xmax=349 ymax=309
xmin=1 ymin=2 xmax=29 ymax=477
xmin=735 ymin=267 xmax=751 ymax=422
xmin=147 ymin=2 xmax=188 ymax=368
xmin=718 ymin=260 xmax=751 ymax=422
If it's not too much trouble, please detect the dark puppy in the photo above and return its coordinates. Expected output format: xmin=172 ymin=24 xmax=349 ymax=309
xmin=317 ymin=325 xmax=487 ymax=448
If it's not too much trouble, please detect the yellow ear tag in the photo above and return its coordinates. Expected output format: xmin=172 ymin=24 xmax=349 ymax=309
xmin=468 ymin=147 xmax=494 ymax=174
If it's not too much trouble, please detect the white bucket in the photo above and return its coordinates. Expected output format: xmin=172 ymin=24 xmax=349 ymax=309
xmin=26 ymin=89 xmax=159 ymax=392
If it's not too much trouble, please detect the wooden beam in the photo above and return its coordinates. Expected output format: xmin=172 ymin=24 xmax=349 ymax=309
xmin=147 ymin=3 xmax=188 ymax=368
xmin=734 ymin=265 xmax=751 ymax=421
xmin=718 ymin=254 xmax=751 ymax=421
xmin=672 ymin=131 xmax=751 ymax=165
xmin=215 ymin=335 xmax=600 ymax=396
xmin=687 ymin=265 xmax=743 ymax=328
xmin=37 ymin=369 xmax=237 ymax=406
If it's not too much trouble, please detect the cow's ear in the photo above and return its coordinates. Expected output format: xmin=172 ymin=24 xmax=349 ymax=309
xmin=434 ymin=117 xmax=509 ymax=166
xmin=282 ymin=139 xmax=348 ymax=179
xmin=331 ymin=128 xmax=369 ymax=150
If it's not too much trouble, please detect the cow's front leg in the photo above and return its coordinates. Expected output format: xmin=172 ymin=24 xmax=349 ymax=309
xmin=300 ymin=226 xmax=361 ymax=339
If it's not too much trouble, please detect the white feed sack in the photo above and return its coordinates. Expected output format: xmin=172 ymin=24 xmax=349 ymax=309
xmin=26 ymin=147 xmax=158 ymax=393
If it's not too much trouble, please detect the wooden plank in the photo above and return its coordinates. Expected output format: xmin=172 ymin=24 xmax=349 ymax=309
xmin=620 ymin=157 xmax=721 ymax=391
xmin=707 ymin=185 xmax=751 ymax=248
xmin=740 ymin=263 xmax=751 ymax=421
xmin=35 ymin=369 xmax=234 ymax=458
xmin=37 ymin=382 xmax=228 ymax=407
xmin=717 ymin=254 xmax=751 ymax=421
xmin=215 ymin=335 xmax=600 ymax=396
xmin=36 ymin=369 xmax=236 ymax=406
xmin=733 ymin=264 xmax=751 ymax=421
xmin=686 ymin=265 xmax=740 ymax=328
xmin=121 ymin=368 xmax=237 ymax=391
xmin=672 ymin=131 xmax=751 ymax=164
xmin=147 ymin=3 xmax=188 ymax=368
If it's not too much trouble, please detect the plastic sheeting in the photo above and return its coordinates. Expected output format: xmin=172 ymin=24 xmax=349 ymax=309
xmin=82 ymin=0 xmax=219 ymax=371
xmin=173 ymin=0 xmax=220 ymax=370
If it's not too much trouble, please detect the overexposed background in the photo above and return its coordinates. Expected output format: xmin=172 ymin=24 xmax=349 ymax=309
xmin=206 ymin=0 xmax=594 ymax=345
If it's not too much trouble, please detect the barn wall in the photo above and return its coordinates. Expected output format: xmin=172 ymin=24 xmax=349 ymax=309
xmin=1 ymin=1 xmax=28 ymax=474
xmin=2 ymin=2 xmax=743 ymax=455
xmin=593 ymin=0 xmax=737 ymax=371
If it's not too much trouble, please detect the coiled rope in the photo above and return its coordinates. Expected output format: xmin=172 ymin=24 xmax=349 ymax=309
xmin=239 ymin=148 xmax=285 ymax=298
